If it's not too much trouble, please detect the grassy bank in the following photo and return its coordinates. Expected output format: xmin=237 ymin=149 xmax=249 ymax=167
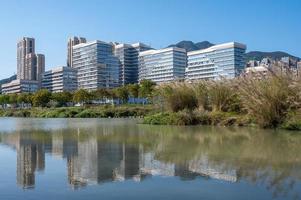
xmin=143 ymin=111 xmax=301 ymax=130
xmin=0 ymin=105 xmax=155 ymax=118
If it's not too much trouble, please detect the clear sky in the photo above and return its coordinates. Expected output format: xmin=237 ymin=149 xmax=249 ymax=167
xmin=0 ymin=0 xmax=300 ymax=79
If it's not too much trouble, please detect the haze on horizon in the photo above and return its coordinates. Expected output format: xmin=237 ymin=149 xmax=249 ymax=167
xmin=0 ymin=0 xmax=300 ymax=79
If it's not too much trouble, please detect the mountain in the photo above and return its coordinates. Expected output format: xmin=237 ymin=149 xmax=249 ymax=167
xmin=168 ymin=40 xmax=214 ymax=51
xmin=168 ymin=40 xmax=300 ymax=62
xmin=0 ymin=74 xmax=16 ymax=86
xmin=245 ymin=51 xmax=300 ymax=61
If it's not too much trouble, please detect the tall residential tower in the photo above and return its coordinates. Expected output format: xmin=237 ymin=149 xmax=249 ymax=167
xmin=17 ymin=37 xmax=45 ymax=82
xmin=17 ymin=37 xmax=35 ymax=80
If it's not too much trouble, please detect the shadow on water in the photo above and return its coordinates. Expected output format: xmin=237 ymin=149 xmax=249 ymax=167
xmin=0 ymin=118 xmax=301 ymax=199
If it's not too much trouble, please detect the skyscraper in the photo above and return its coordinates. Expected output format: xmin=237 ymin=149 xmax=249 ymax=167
xmin=16 ymin=37 xmax=45 ymax=82
xmin=67 ymin=36 xmax=86 ymax=67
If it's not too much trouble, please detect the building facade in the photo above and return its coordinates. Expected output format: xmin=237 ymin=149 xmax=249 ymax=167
xmin=67 ymin=36 xmax=86 ymax=67
xmin=186 ymin=42 xmax=246 ymax=81
xmin=114 ymin=43 xmax=152 ymax=86
xmin=42 ymin=66 xmax=77 ymax=93
xmin=1 ymin=79 xmax=39 ymax=94
xmin=138 ymin=47 xmax=187 ymax=83
xmin=16 ymin=37 xmax=45 ymax=84
xmin=72 ymin=40 xmax=120 ymax=90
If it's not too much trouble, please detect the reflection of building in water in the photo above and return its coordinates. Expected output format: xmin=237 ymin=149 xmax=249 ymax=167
xmin=52 ymin=134 xmax=63 ymax=157
xmin=17 ymin=145 xmax=36 ymax=189
xmin=188 ymin=156 xmax=237 ymax=183
xmin=16 ymin=138 xmax=46 ymax=189
xmin=140 ymin=152 xmax=175 ymax=177
xmin=67 ymin=139 xmax=143 ymax=188
xmin=68 ymin=139 xmax=123 ymax=186
xmin=52 ymin=133 xmax=78 ymax=159
xmin=1 ymin=129 xmax=239 ymax=190
xmin=114 ymin=144 xmax=140 ymax=181
xmin=175 ymin=162 xmax=199 ymax=181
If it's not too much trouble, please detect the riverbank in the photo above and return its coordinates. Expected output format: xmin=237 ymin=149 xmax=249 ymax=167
xmin=0 ymin=105 xmax=155 ymax=118
xmin=1 ymin=106 xmax=300 ymax=131
xmin=143 ymin=111 xmax=301 ymax=131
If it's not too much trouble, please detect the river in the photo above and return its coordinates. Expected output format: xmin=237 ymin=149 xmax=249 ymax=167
xmin=0 ymin=118 xmax=300 ymax=200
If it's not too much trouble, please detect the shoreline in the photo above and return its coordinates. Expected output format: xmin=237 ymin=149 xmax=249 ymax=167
xmin=1 ymin=106 xmax=300 ymax=131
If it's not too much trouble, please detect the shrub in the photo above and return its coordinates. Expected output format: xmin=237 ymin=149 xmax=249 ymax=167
xmin=238 ymin=73 xmax=301 ymax=128
xmin=207 ymin=80 xmax=241 ymax=112
xmin=159 ymin=83 xmax=198 ymax=112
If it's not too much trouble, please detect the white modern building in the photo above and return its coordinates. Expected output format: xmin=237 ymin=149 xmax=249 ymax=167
xmin=42 ymin=66 xmax=77 ymax=93
xmin=72 ymin=40 xmax=120 ymax=90
xmin=1 ymin=79 xmax=39 ymax=94
xmin=138 ymin=47 xmax=187 ymax=83
xmin=186 ymin=42 xmax=246 ymax=81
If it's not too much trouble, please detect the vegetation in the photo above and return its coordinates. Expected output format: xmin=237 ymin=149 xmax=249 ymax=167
xmin=147 ymin=71 xmax=301 ymax=130
xmin=1 ymin=74 xmax=301 ymax=131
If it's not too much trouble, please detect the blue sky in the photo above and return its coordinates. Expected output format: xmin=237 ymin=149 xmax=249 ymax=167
xmin=0 ymin=0 xmax=300 ymax=79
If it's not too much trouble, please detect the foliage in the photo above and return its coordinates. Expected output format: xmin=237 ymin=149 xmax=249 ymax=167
xmin=32 ymin=89 xmax=51 ymax=107
xmin=51 ymin=92 xmax=73 ymax=107
xmin=207 ymin=80 xmax=241 ymax=112
xmin=73 ymin=89 xmax=91 ymax=104
xmin=127 ymin=84 xmax=140 ymax=98
xmin=139 ymin=79 xmax=156 ymax=98
xmin=238 ymin=73 xmax=301 ymax=128
xmin=113 ymin=86 xmax=129 ymax=103
xmin=158 ymin=83 xmax=198 ymax=112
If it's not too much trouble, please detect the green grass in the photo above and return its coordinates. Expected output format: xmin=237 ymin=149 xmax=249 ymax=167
xmin=0 ymin=105 xmax=155 ymax=118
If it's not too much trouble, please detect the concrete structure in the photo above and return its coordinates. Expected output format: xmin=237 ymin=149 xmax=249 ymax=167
xmin=245 ymin=65 xmax=269 ymax=78
xmin=138 ymin=47 xmax=187 ymax=83
xmin=1 ymin=79 xmax=39 ymax=94
xmin=67 ymin=36 xmax=86 ymax=67
xmin=280 ymin=56 xmax=298 ymax=68
xmin=186 ymin=42 xmax=246 ymax=81
xmin=114 ymin=43 xmax=152 ymax=85
xmin=42 ymin=66 xmax=77 ymax=93
xmin=16 ymin=37 xmax=45 ymax=87
xmin=72 ymin=40 xmax=120 ymax=90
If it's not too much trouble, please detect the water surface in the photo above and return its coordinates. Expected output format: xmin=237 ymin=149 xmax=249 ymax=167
xmin=0 ymin=118 xmax=301 ymax=200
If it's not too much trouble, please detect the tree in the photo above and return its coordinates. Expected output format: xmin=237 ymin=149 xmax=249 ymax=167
xmin=52 ymin=92 xmax=73 ymax=107
xmin=114 ymin=86 xmax=129 ymax=103
xmin=17 ymin=93 xmax=32 ymax=108
xmin=127 ymin=84 xmax=139 ymax=98
xmin=139 ymin=79 xmax=156 ymax=98
xmin=32 ymin=89 xmax=51 ymax=107
xmin=73 ymin=89 xmax=91 ymax=105
xmin=91 ymin=88 xmax=110 ymax=100
xmin=8 ymin=94 xmax=18 ymax=107
xmin=0 ymin=95 xmax=9 ymax=107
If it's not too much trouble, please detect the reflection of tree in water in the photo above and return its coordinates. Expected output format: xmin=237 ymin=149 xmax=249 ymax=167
xmin=1 ymin=121 xmax=301 ymax=199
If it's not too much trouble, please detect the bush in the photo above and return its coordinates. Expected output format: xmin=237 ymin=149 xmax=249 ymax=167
xmin=207 ymin=80 xmax=241 ymax=112
xmin=238 ymin=74 xmax=301 ymax=128
xmin=158 ymin=83 xmax=198 ymax=112
xmin=75 ymin=109 xmax=97 ymax=118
